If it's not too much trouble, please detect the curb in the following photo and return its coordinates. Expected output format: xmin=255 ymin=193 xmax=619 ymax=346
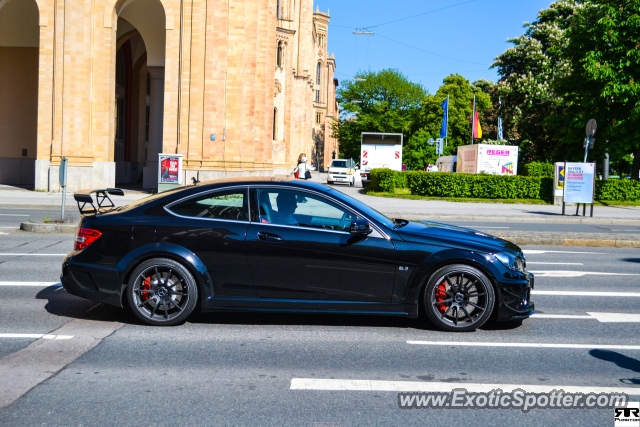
xmin=497 ymin=236 xmax=640 ymax=248
xmin=20 ymin=222 xmax=77 ymax=234
xmin=390 ymin=214 xmax=640 ymax=225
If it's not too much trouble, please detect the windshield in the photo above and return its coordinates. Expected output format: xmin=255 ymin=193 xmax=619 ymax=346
xmin=330 ymin=160 xmax=348 ymax=168
xmin=327 ymin=187 xmax=395 ymax=229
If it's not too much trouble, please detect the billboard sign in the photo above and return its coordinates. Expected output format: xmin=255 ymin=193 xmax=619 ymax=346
xmin=563 ymin=162 xmax=595 ymax=204
xmin=158 ymin=154 xmax=183 ymax=184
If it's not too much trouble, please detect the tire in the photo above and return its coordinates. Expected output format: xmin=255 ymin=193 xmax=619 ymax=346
xmin=423 ymin=264 xmax=495 ymax=332
xmin=127 ymin=258 xmax=199 ymax=326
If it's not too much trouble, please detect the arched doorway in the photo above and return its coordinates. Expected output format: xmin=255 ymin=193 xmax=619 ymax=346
xmin=113 ymin=0 xmax=165 ymax=186
xmin=0 ymin=0 xmax=39 ymax=186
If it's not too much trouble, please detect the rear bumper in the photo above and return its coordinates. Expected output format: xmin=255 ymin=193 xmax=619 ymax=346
xmin=495 ymin=272 xmax=535 ymax=321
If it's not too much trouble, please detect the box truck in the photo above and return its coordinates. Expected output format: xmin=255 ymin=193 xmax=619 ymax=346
xmin=359 ymin=132 xmax=404 ymax=187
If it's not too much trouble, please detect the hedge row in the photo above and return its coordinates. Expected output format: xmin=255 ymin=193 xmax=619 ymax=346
xmin=595 ymin=179 xmax=640 ymax=201
xmin=369 ymin=168 xmax=408 ymax=192
xmin=406 ymin=172 xmax=553 ymax=201
xmin=368 ymin=168 xmax=640 ymax=201
xmin=522 ymin=162 xmax=554 ymax=178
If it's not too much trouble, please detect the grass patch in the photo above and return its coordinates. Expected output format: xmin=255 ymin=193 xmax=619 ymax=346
xmin=365 ymin=188 xmax=640 ymax=206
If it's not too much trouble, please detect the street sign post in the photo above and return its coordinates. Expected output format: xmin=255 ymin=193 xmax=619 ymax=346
xmin=59 ymin=157 xmax=68 ymax=220
xmin=583 ymin=119 xmax=597 ymax=162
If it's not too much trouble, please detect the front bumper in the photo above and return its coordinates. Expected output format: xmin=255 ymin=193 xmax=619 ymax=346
xmin=495 ymin=272 xmax=535 ymax=321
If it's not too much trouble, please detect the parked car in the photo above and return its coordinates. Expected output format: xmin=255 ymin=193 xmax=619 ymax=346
xmin=62 ymin=178 xmax=534 ymax=332
xmin=327 ymin=159 xmax=356 ymax=186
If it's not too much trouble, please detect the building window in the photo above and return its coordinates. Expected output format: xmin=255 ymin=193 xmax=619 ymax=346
xmin=319 ymin=34 xmax=324 ymax=48
xmin=277 ymin=0 xmax=281 ymax=19
xmin=316 ymin=62 xmax=322 ymax=86
xmin=315 ymin=90 xmax=320 ymax=103
xmin=146 ymin=72 xmax=151 ymax=96
xmin=273 ymin=108 xmax=278 ymax=140
xmin=276 ymin=41 xmax=283 ymax=68
xmin=315 ymin=112 xmax=323 ymax=125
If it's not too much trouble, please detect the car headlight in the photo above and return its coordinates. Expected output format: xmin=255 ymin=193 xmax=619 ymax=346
xmin=491 ymin=252 xmax=525 ymax=272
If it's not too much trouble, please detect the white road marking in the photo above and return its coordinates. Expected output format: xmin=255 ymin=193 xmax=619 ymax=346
xmin=528 ymin=270 xmax=640 ymax=277
xmin=407 ymin=341 xmax=640 ymax=350
xmin=0 ymin=214 xmax=29 ymax=217
xmin=533 ymin=290 xmax=640 ymax=297
xmin=530 ymin=314 xmax=594 ymax=319
xmin=0 ymin=253 xmax=67 ymax=256
xmin=290 ymin=379 xmax=640 ymax=395
xmin=523 ymin=250 xmax=608 ymax=255
xmin=0 ymin=282 xmax=61 ymax=287
xmin=527 ymin=262 xmax=584 ymax=265
xmin=588 ymin=312 xmax=640 ymax=323
xmin=0 ymin=334 xmax=72 ymax=340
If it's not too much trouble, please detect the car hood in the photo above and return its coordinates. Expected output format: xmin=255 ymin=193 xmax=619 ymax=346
xmin=395 ymin=220 xmax=521 ymax=254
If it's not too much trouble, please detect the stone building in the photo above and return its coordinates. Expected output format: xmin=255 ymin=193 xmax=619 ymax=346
xmin=0 ymin=0 xmax=338 ymax=191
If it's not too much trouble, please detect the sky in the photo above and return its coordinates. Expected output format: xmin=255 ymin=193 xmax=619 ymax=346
xmin=315 ymin=0 xmax=553 ymax=94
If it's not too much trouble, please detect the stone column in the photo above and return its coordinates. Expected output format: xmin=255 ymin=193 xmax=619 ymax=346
xmin=143 ymin=66 xmax=165 ymax=189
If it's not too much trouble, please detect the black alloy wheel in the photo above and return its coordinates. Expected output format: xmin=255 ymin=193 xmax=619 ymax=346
xmin=127 ymin=258 xmax=198 ymax=326
xmin=423 ymin=265 xmax=495 ymax=332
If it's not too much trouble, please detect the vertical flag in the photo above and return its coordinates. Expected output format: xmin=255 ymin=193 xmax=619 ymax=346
xmin=498 ymin=96 xmax=504 ymax=140
xmin=472 ymin=95 xmax=482 ymax=141
xmin=440 ymin=96 xmax=449 ymax=139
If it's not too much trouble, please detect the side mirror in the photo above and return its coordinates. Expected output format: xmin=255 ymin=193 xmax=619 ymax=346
xmin=350 ymin=219 xmax=372 ymax=236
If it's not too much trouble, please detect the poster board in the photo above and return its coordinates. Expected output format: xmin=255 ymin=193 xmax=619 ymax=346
xmin=478 ymin=145 xmax=519 ymax=175
xmin=563 ymin=162 xmax=595 ymax=204
xmin=158 ymin=154 xmax=183 ymax=190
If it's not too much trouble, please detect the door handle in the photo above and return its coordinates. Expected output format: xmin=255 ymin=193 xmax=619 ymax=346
xmin=257 ymin=231 xmax=284 ymax=242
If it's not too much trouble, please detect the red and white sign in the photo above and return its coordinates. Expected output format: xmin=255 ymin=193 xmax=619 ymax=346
xmin=395 ymin=151 xmax=400 ymax=159
xmin=363 ymin=160 xmax=368 ymax=165
xmin=362 ymin=150 xmax=368 ymax=158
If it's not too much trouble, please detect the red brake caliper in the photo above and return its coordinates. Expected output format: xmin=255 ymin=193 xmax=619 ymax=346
xmin=140 ymin=277 xmax=152 ymax=302
xmin=435 ymin=282 xmax=448 ymax=314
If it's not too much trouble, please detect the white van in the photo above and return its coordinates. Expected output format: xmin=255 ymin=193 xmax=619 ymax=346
xmin=327 ymin=159 xmax=356 ymax=186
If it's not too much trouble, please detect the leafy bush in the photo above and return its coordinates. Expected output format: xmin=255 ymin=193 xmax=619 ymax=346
xmin=522 ymin=162 xmax=554 ymax=178
xmin=369 ymin=168 xmax=408 ymax=192
xmin=406 ymin=171 xmax=553 ymax=201
xmin=595 ymin=179 xmax=640 ymax=201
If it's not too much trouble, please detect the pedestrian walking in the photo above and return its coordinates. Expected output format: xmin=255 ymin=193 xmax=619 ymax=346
xmin=294 ymin=153 xmax=313 ymax=180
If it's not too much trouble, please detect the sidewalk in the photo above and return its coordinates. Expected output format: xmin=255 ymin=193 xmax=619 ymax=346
xmin=310 ymin=173 xmax=640 ymax=224
xmin=1 ymin=176 xmax=639 ymax=224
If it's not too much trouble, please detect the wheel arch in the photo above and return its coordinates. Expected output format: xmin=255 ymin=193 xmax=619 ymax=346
xmin=117 ymin=243 xmax=213 ymax=307
xmin=407 ymin=249 xmax=502 ymax=313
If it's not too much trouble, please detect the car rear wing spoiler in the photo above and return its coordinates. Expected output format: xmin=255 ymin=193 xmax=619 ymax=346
xmin=73 ymin=188 xmax=125 ymax=216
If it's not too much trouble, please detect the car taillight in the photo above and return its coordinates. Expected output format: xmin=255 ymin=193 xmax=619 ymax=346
xmin=74 ymin=227 xmax=102 ymax=251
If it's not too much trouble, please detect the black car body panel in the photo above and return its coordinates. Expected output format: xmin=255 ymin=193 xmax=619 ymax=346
xmin=61 ymin=177 xmax=533 ymax=322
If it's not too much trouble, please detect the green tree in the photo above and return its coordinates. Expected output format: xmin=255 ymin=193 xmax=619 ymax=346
xmin=331 ymin=69 xmax=426 ymax=161
xmin=491 ymin=1 xmax=578 ymax=161
xmin=552 ymin=0 xmax=640 ymax=179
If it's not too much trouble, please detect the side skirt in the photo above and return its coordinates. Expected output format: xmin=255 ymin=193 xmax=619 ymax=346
xmin=203 ymin=296 xmax=419 ymax=318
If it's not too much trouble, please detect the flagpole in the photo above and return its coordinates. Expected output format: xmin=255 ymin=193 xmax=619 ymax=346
xmin=445 ymin=94 xmax=449 ymax=147
xmin=471 ymin=95 xmax=476 ymax=145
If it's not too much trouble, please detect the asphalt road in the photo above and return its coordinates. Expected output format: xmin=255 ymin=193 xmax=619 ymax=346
xmin=0 ymin=231 xmax=639 ymax=425
xmin=0 ymin=208 xmax=80 ymax=230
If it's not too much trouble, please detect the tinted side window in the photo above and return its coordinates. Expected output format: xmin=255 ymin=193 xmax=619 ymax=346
xmin=168 ymin=189 xmax=248 ymax=221
xmin=255 ymin=188 xmax=357 ymax=231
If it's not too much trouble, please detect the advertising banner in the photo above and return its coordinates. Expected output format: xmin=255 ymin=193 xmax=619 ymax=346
xmin=158 ymin=154 xmax=182 ymax=184
xmin=563 ymin=162 xmax=595 ymax=204
xmin=478 ymin=146 xmax=519 ymax=175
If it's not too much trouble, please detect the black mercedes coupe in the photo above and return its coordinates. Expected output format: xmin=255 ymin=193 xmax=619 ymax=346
xmin=61 ymin=177 xmax=534 ymax=332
